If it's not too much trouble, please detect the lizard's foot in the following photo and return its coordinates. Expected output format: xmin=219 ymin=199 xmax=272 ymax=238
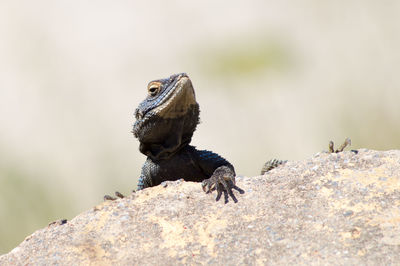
xmin=103 ymin=191 xmax=125 ymax=201
xmin=202 ymin=166 xmax=242 ymax=203
xmin=329 ymin=137 xmax=351 ymax=153
xmin=261 ymin=159 xmax=287 ymax=175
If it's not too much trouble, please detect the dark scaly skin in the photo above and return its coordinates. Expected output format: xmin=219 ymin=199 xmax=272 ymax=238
xmin=260 ymin=159 xmax=287 ymax=175
xmin=129 ymin=73 xmax=238 ymax=202
xmin=260 ymin=138 xmax=352 ymax=175
xmin=328 ymin=137 xmax=351 ymax=153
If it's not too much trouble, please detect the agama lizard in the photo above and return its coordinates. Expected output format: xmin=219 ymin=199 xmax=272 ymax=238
xmin=105 ymin=73 xmax=240 ymax=202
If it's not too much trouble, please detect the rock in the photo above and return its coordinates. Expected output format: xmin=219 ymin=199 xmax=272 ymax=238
xmin=1 ymin=149 xmax=400 ymax=265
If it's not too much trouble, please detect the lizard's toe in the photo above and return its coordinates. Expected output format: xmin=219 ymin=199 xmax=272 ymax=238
xmin=202 ymin=179 xmax=217 ymax=193
xmin=104 ymin=191 xmax=125 ymax=201
xmin=104 ymin=195 xmax=116 ymax=201
xmin=202 ymin=166 xmax=237 ymax=202
xmin=115 ymin=191 xmax=125 ymax=198
xmin=329 ymin=137 xmax=352 ymax=153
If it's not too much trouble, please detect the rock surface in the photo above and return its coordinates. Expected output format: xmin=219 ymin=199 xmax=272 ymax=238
xmin=1 ymin=149 xmax=400 ymax=265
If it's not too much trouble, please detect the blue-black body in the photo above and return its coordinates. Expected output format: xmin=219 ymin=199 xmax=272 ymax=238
xmin=132 ymin=73 xmax=236 ymax=198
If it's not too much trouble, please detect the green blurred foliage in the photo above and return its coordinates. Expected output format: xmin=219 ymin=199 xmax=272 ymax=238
xmin=199 ymin=38 xmax=292 ymax=79
xmin=0 ymin=165 xmax=72 ymax=254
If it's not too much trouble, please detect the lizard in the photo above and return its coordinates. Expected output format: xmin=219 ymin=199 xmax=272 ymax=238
xmin=260 ymin=137 xmax=352 ymax=175
xmin=105 ymin=73 xmax=352 ymax=199
xmin=105 ymin=73 xmax=240 ymax=202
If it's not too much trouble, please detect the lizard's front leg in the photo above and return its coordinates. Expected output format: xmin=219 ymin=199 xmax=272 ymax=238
xmin=201 ymin=165 xmax=239 ymax=203
xmin=192 ymin=147 xmax=241 ymax=202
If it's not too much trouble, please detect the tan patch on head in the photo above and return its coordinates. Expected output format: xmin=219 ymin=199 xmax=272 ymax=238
xmin=154 ymin=76 xmax=197 ymax=119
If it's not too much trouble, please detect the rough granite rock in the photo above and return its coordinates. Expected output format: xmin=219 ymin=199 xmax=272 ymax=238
xmin=1 ymin=149 xmax=400 ymax=265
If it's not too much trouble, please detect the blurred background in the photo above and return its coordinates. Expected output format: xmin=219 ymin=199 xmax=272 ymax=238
xmin=1 ymin=0 xmax=399 ymax=254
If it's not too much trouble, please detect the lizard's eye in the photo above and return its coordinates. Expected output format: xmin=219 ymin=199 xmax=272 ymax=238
xmin=148 ymin=84 xmax=160 ymax=97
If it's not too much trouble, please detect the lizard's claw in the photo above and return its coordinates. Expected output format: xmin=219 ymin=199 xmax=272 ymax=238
xmin=202 ymin=166 xmax=240 ymax=203
xmin=104 ymin=195 xmax=116 ymax=201
xmin=329 ymin=137 xmax=351 ymax=153
xmin=103 ymin=191 xmax=125 ymax=201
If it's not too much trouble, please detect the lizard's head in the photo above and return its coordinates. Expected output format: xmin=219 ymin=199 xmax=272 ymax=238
xmin=136 ymin=73 xmax=196 ymax=120
xmin=132 ymin=73 xmax=200 ymax=159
